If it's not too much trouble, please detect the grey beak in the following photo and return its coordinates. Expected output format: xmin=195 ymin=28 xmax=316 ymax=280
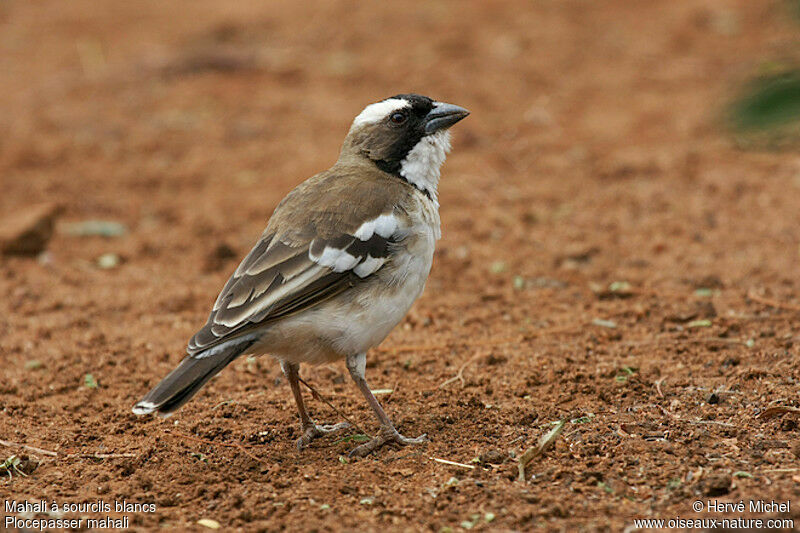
xmin=424 ymin=102 xmax=470 ymax=134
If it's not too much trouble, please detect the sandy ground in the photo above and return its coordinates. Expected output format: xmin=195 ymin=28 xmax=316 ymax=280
xmin=1 ymin=0 xmax=800 ymax=531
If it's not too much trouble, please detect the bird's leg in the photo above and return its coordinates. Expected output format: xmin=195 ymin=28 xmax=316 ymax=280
xmin=345 ymin=352 xmax=427 ymax=457
xmin=280 ymin=361 xmax=349 ymax=451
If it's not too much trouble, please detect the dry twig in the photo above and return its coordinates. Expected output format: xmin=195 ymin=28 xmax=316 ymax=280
xmin=298 ymin=376 xmax=370 ymax=436
xmin=757 ymin=406 xmax=800 ymax=420
xmin=438 ymin=352 xmax=483 ymax=389
xmin=747 ymin=291 xmax=800 ymax=312
xmin=68 ymin=453 xmax=137 ymax=459
xmin=0 ymin=439 xmax=138 ymax=461
xmin=0 ymin=439 xmax=58 ymax=457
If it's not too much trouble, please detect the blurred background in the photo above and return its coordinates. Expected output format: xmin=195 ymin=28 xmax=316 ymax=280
xmin=1 ymin=1 xmax=798 ymax=275
xmin=2 ymin=1 xmax=800 ymax=530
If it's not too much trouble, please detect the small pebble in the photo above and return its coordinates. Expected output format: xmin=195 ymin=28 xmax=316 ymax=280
xmin=97 ymin=253 xmax=121 ymax=269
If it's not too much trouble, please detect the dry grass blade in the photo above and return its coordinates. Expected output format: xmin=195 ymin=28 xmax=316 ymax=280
xmin=747 ymin=290 xmax=800 ymax=312
xmin=517 ymin=420 xmax=566 ymax=482
xmin=655 ymin=378 xmax=665 ymax=398
xmin=0 ymin=439 xmax=58 ymax=457
xmin=430 ymin=457 xmax=476 ymax=470
xmin=68 ymin=453 xmax=137 ymax=459
xmin=757 ymin=406 xmax=800 ymax=420
xmin=0 ymin=439 xmax=137 ymax=461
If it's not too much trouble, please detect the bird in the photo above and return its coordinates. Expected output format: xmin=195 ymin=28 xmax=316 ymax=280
xmin=132 ymin=93 xmax=469 ymax=457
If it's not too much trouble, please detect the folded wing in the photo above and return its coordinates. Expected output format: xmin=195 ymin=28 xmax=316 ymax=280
xmin=188 ymin=210 xmax=407 ymax=356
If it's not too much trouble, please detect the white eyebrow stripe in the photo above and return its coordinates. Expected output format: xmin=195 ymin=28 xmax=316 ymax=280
xmin=352 ymin=98 xmax=410 ymax=127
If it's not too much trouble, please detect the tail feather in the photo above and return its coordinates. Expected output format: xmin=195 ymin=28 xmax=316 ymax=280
xmin=133 ymin=337 xmax=257 ymax=417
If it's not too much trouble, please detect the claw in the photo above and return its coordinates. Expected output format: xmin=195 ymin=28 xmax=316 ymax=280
xmin=348 ymin=426 xmax=428 ymax=458
xmin=296 ymin=421 xmax=350 ymax=451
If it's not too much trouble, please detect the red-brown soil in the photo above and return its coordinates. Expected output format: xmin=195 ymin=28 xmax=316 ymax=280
xmin=2 ymin=1 xmax=800 ymax=531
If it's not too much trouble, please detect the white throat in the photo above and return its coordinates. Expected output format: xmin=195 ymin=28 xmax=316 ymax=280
xmin=399 ymin=130 xmax=451 ymax=205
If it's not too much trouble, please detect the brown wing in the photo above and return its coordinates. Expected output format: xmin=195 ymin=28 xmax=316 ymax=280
xmin=187 ymin=168 xmax=413 ymax=355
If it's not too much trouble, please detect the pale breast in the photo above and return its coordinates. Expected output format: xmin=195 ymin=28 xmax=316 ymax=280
xmin=256 ymin=192 xmax=440 ymax=365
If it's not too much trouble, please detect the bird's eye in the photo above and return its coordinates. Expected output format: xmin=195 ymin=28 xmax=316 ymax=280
xmin=389 ymin=112 xmax=407 ymax=125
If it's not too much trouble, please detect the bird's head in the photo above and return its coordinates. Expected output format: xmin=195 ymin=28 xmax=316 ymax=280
xmin=340 ymin=94 xmax=469 ymax=200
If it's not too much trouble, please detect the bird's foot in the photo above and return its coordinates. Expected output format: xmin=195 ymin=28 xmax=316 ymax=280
xmin=348 ymin=425 xmax=428 ymax=458
xmin=296 ymin=422 xmax=350 ymax=451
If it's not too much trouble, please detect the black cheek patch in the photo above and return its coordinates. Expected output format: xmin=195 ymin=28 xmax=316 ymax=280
xmin=375 ymin=159 xmax=401 ymax=175
xmin=370 ymin=93 xmax=437 ymax=198
xmin=375 ymin=119 xmax=426 ymax=173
